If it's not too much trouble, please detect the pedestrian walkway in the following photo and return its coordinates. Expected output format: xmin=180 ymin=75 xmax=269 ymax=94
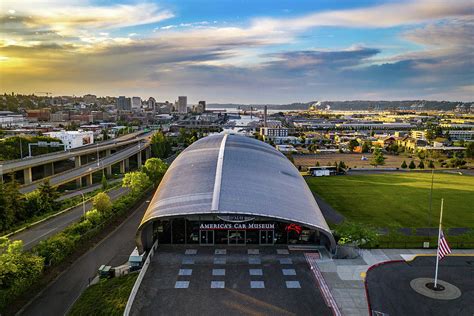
xmin=315 ymin=248 xmax=474 ymax=316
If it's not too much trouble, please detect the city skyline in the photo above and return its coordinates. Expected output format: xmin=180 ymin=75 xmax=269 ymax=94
xmin=1 ymin=0 xmax=473 ymax=103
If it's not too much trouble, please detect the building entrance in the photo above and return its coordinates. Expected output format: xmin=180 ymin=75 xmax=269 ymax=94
xmin=260 ymin=230 xmax=274 ymax=245
xmin=227 ymin=230 xmax=246 ymax=245
xmin=199 ymin=230 xmax=214 ymax=245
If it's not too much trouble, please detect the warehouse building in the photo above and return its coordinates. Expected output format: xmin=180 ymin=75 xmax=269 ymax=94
xmin=136 ymin=134 xmax=335 ymax=253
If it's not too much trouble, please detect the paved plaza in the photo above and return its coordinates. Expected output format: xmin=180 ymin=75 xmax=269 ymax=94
xmin=131 ymin=245 xmax=332 ymax=316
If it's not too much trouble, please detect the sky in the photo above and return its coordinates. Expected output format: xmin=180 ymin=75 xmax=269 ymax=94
xmin=0 ymin=0 xmax=473 ymax=103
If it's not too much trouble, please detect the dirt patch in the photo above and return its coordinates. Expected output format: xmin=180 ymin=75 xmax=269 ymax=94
xmin=294 ymin=153 xmax=420 ymax=169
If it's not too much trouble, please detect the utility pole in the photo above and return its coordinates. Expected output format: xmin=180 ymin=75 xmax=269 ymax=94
xmin=19 ymin=137 xmax=23 ymax=159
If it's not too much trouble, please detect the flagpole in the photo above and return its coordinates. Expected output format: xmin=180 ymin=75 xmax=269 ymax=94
xmin=434 ymin=198 xmax=444 ymax=288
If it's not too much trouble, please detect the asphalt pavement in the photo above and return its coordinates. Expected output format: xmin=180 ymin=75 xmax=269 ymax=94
xmin=18 ymin=190 xmax=153 ymax=316
xmin=365 ymin=256 xmax=474 ymax=316
xmin=10 ymin=186 xmax=129 ymax=250
xmin=131 ymin=246 xmax=332 ymax=316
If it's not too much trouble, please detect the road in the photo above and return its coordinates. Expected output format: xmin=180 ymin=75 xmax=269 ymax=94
xmin=0 ymin=131 xmax=150 ymax=174
xmin=19 ymin=141 xmax=150 ymax=193
xmin=57 ymin=178 xmax=122 ymax=201
xmin=19 ymin=190 xmax=153 ymax=316
xmin=10 ymin=186 xmax=129 ymax=250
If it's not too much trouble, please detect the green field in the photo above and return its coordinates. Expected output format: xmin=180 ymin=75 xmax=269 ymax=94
xmin=68 ymin=273 xmax=138 ymax=316
xmin=306 ymin=172 xmax=474 ymax=228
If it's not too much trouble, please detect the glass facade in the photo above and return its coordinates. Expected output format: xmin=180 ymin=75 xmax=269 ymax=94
xmin=153 ymin=215 xmax=327 ymax=247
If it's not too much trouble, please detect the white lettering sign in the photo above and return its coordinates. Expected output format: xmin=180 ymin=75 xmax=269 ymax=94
xmin=199 ymin=223 xmax=274 ymax=230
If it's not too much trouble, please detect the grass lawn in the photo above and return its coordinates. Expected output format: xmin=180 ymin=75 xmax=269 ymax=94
xmin=68 ymin=273 xmax=138 ymax=316
xmin=306 ymin=172 xmax=474 ymax=228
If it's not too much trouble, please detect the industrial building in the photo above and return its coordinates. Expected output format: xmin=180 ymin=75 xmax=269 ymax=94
xmin=136 ymin=134 xmax=335 ymax=253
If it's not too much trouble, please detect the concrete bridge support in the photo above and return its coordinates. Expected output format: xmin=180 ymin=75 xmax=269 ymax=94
xmin=145 ymin=147 xmax=151 ymax=160
xmin=85 ymin=173 xmax=93 ymax=187
xmin=106 ymin=165 xmax=112 ymax=176
xmin=44 ymin=163 xmax=54 ymax=177
xmin=124 ymin=158 xmax=130 ymax=171
xmin=24 ymin=168 xmax=33 ymax=185
xmin=120 ymin=160 xmax=126 ymax=174
xmin=137 ymin=152 xmax=142 ymax=167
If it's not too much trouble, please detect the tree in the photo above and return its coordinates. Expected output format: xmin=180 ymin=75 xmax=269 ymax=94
xmin=338 ymin=161 xmax=347 ymax=172
xmin=348 ymin=139 xmax=359 ymax=152
xmin=0 ymin=182 xmax=15 ymax=231
xmin=150 ymin=131 xmax=172 ymax=159
xmin=361 ymin=142 xmax=370 ymax=153
xmin=418 ymin=160 xmax=425 ymax=169
xmin=428 ymin=160 xmax=435 ymax=169
xmin=370 ymin=147 xmax=385 ymax=167
xmin=101 ymin=173 xmax=108 ymax=191
xmin=466 ymin=142 xmax=474 ymax=158
xmin=401 ymin=160 xmax=407 ymax=169
xmin=315 ymin=161 xmax=320 ymax=167
xmin=409 ymin=160 xmax=416 ymax=169
xmin=5 ymin=177 xmax=26 ymax=223
xmin=144 ymin=158 xmax=168 ymax=184
xmin=122 ymin=171 xmax=152 ymax=195
xmin=37 ymin=180 xmax=60 ymax=212
xmin=0 ymin=237 xmax=43 ymax=306
xmin=93 ymin=192 xmax=112 ymax=213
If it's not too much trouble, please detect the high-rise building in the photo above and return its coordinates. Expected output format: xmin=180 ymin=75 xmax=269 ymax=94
xmin=148 ymin=97 xmax=157 ymax=111
xmin=117 ymin=96 xmax=132 ymax=111
xmin=177 ymin=96 xmax=187 ymax=114
xmin=83 ymin=94 xmax=97 ymax=104
xmin=132 ymin=96 xmax=142 ymax=109
xmin=198 ymin=100 xmax=206 ymax=113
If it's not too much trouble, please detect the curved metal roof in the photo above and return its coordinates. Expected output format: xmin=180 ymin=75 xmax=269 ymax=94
xmin=137 ymin=134 xmax=335 ymax=250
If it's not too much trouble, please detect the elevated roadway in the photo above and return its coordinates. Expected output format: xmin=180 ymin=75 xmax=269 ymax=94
xmin=0 ymin=131 xmax=151 ymax=176
xmin=19 ymin=139 xmax=151 ymax=193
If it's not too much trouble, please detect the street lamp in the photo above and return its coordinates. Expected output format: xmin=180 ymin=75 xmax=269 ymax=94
xmin=80 ymin=192 xmax=86 ymax=216
xmin=65 ymin=190 xmax=86 ymax=216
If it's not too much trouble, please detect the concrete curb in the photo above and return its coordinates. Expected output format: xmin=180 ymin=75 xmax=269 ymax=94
xmin=123 ymin=240 xmax=158 ymax=316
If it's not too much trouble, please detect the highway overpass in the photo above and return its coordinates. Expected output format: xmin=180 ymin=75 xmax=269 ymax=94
xmin=0 ymin=131 xmax=152 ymax=185
xmin=18 ymin=139 xmax=152 ymax=193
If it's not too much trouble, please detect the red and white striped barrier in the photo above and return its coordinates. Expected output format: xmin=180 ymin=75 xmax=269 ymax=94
xmin=305 ymin=252 xmax=342 ymax=316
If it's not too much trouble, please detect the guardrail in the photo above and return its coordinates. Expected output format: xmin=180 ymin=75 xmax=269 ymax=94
xmin=19 ymin=141 xmax=150 ymax=193
xmin=370 ymin=241 xmax=474 ymax=249
xmin=123 ymin=240 xmax=158 ymax=316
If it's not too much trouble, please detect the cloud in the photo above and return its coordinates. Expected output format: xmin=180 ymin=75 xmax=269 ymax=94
xmin=0 ymin=1 xmax=174 ymax=47
xmin=1 ymin=0 xmax=473 ymax=102
xmin=250 ymin=0 xmax=472 ymax=31
xmin=263 ymin=47 xmax=381 ymax=71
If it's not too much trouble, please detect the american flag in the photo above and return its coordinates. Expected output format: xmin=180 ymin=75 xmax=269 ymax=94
xmin=438 ymin=229 xmax=452 ymax=260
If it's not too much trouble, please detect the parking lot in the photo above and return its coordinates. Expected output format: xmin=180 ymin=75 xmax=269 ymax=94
xmin=131 ymin=245 xmax=332 ymax=316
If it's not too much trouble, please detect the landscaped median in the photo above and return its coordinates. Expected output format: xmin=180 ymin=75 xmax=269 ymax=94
xmin=0 ymin=158 xmax=168 ymax=315
xmin=67 ymin=272 xmax=139 ymax=316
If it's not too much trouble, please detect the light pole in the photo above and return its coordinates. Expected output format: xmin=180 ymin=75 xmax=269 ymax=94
xmin=96 ymin=144 xmax=100 ymax=168
xmin=80 ymin=192 xmax=86 ymax=216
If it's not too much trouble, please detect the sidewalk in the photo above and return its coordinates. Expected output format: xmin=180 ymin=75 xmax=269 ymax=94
xmin=316 ymin=248 xmax=474 ymax=316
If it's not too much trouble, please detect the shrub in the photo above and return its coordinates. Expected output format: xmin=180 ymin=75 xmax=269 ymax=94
xmin=409 ymin=161 xmax=416 ymax=169
xmin=35 ymin=234 xmax=77 ymax=265
xmin=333 ymin=222 xmax=379 ymax=247
xmin=401 ymin=160 xmax=407 ymax=169
xmin=418 ymin=160 xmax=425 ymax=169
xmin=93 ymin=192 xmax=112 ymax=214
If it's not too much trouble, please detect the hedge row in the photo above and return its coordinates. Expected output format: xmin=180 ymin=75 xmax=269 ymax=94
xmin=0 ymin=186 xmax=152 ymax=312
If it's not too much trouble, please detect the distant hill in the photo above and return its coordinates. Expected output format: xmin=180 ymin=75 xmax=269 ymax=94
xmin=208 ymin=100 xmax=473 ymax=111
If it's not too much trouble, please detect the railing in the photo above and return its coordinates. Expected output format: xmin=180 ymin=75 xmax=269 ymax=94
xmin=369 ymin=241 xmax=474 ymax=249
xmin=123 ymin=240 xmax=158 ymax=316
